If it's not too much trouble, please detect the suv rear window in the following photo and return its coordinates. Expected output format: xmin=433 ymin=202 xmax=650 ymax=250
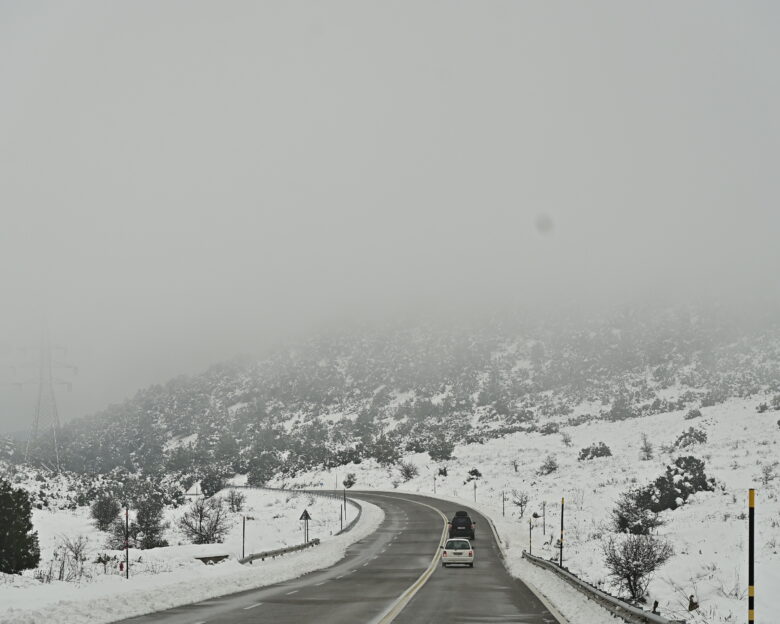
xmin=452 ymin=516 xmax=471 ymax=527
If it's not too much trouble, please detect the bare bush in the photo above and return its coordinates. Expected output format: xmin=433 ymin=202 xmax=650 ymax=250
xmin=179 ymin=497 xmax=230 ymax=544
xmin=640 ymin=434 xmax=653 ymax=461
xmin=510 ymin=489 xmax=530 ymax=518
xmin=602 ymin=534 xmax=674 ymax=600
xmin=227 ymin=489 xmax=246 ymax=513
xmin=538 ymin=455 xmax=558 ymax=475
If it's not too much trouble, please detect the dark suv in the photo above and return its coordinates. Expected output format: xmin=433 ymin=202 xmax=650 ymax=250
xmin=448 ymin=510 xmax=475 ymax=540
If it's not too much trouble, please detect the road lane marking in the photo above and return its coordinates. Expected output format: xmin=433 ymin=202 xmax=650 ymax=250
xmin=315 ymin=581 xmax=326 ymax=586
xmin=286 ymin=590 xmax=298 ymax=595
xmin=243 ymin=603 xmax=263 ymax=610
xmin=365 ymin=494 xmax=449 ymax=624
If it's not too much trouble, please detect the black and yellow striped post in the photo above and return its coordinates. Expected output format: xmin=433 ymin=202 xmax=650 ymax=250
xmin=749 ymin=488 xmax=755 ymax=623
xmin=559 ymin=497 xmax=564 ymax=567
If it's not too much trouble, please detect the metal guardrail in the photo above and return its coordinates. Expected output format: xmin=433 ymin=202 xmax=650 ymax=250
xmin=522 ymin=551 xmax=685 ymax=624
xmin=239 ymin=538 xmax=321 ymax=564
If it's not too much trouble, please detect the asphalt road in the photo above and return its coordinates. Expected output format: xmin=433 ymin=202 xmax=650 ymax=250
xmin=117 ymin=491 xmax=560 ymax=624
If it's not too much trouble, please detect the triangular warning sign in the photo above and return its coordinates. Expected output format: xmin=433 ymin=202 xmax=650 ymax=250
xmin=300 ymin=509 xmax=312 ymax=521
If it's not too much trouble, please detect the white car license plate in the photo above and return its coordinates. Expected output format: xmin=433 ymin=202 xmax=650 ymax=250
xmin=453 ymin=551 xmax=463 ymax=555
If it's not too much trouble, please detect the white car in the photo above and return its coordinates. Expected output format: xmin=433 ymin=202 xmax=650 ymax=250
xmin=440 ymin=538 xmax=474 ymax=568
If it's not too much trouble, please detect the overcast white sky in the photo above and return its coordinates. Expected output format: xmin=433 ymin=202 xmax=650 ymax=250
xmin=1 ymin=1 xmax=779 ymax=432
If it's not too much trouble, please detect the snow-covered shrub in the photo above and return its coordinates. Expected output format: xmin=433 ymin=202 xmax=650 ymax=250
xmin=578 ymin=442 xmax=612 ymax=461
xmin=179 ymin=497 xmax=229 ymax=544
xmin=465 ymin=467 xmax=482 ymax=482
xmin=772 ymin=394 xmax=780 ymax=410
xmin=91 ymin=494 xmax=121 ymax=531
xmin=561 ymin=432 xmax=573 ymax=447
xmin=602 ymin=534 xmax=674 ymax=600
xmin=760 ymin=463 xmax=777 ymax=486
xmin=438 ymin=466 xmax=448 ymax=477
xmin=538 ymin=455 xmax=558 ymax=475
xmin=756 ymin=403 xmax=769 ymax=413
xmin=538 ymin=422 xmax=560 ymax=436
xmin=674 ymin=426 xmax=707 ymax=448
xmin=685 ymin=408 xmax=702 ymax=420
xmin=647 ymin=456 xmax=715 ymax=512
xmin=398 ymin=461 xmax=418 ymax=482
xmin=343 ymin=472 xmax=357 ymax=489
xmin=428 ymin=438 xmax=454 ymax=461
xmin=611 ymin=488 xmax=664 ymax=535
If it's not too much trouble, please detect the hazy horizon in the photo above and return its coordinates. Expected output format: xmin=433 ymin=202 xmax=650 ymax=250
xmin=2 ymin=1 xmax=779 ymax=432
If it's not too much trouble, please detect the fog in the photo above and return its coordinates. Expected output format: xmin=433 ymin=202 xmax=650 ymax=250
xmin=1 ymin=1 xmax=778 ymax=432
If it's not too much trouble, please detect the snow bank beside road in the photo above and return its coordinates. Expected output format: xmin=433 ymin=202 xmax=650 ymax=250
xmin=0 ymin=494 xmax=383 ymax=624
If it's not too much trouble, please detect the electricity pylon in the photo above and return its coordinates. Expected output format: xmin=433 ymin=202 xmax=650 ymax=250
xmin=15 ymin=326 xmax=76 ymax=472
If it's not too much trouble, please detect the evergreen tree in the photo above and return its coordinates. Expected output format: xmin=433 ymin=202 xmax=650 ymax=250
xmin=135 ymin=497 xmax=169 ymax=549
xmin=91 ymin=494 xmax=121 ymax=531
xmin=0 ymin=478 xmax=41 ymax=574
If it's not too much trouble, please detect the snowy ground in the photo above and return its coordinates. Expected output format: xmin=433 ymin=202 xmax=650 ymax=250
xmin=275 ymin=397 xmax=780 ymax=624
xmin=0 ymin=488 xmax=383 ymax=624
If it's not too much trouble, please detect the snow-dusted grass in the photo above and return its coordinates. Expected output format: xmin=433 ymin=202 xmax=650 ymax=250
xmin=0 ymin=489 xmax=383 ymax=624
xmin=278 ymin=397 xmax=780 ymax=624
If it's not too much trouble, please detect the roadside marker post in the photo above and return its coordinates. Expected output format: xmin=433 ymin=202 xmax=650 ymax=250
xmin=749 ymin=488 xmax=755 ymax=624
xmin=559 ymin=497 xmax=564 ymax=567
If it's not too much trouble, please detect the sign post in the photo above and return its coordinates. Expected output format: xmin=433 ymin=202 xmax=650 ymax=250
xmin=300 ymin=509 xmax=312 ymax=543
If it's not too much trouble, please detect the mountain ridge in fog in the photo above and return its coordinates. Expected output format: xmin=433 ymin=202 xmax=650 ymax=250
xmin=8 ymin=302 xmax=779 ymax=477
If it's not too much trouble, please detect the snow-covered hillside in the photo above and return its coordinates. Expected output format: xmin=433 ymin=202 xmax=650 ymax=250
xmin=17 ymin=306 xmax=780 ymax=483
xmin=274 ymin=396 xmax=780 ymax=624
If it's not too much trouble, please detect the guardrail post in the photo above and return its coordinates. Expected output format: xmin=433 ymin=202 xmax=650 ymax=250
xmin=749 ymin=488 xmax=755 ymax=624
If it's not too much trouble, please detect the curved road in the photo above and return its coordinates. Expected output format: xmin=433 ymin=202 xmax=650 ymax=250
xmin=118 ymin=492 xmax=560 ymax=624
